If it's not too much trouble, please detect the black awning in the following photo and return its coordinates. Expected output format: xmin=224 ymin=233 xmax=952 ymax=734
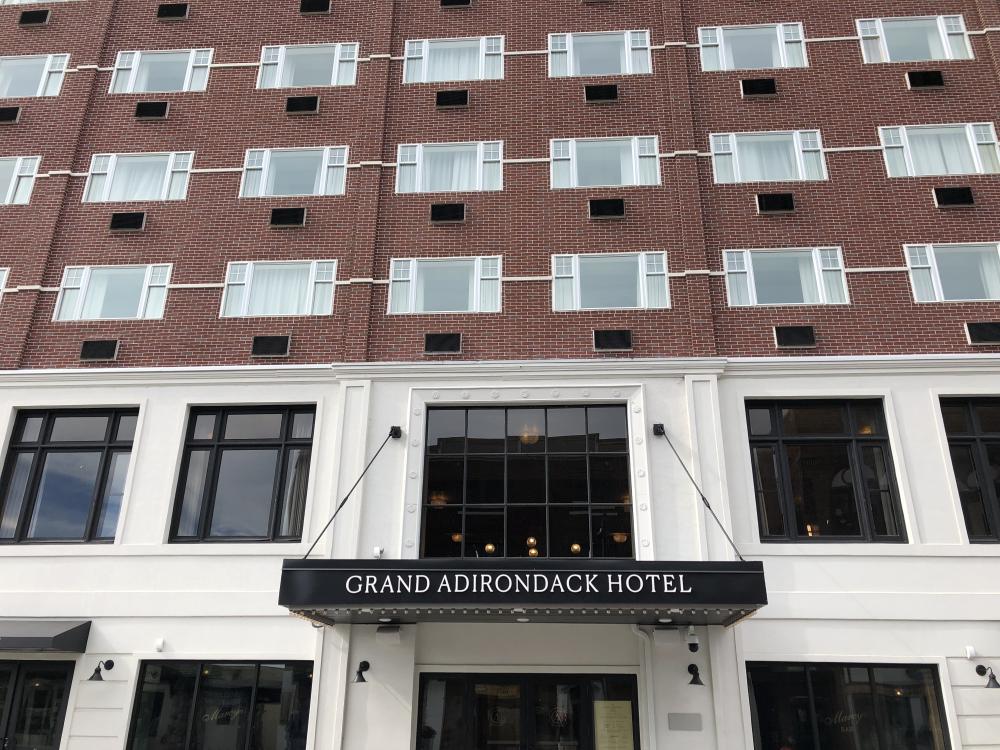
xmin=279 ymin=559 xmax=766 ymax=627
xmin=0 ymin=620 xmax=91 ymax=652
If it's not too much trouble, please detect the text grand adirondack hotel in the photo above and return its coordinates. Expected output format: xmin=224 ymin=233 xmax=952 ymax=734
xmin=1 ymin=0 xmax=1000 ymax=746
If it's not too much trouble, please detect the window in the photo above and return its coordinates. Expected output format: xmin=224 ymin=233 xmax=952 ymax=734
xmin=258 ymin=43 xmax=358 ymax=88
xmin=941 ymin=398 xmax=1000 ymax=541
xmin=83 ymin=152 xmax=193 ymax=202
xmin=0 ymin=269 xmax=8 ymax=302
xmin=0 ymin=662 xmax=73 ymax=749
xmin=0 ymin=54 xmax=68 ymax=98
xmin=746 ymin=400 xmax=905 ymax=542
xmin=55 ymin=265 xmax=170 ymax=321
xmin=389 ymin=257 xmax=500 ymax=313
xmin=905 ymin=243 xmax=1000 ymax=302
xmin=110 ymin=49 xmax=212 ymax=93
xmin=0 ymin=409 xmax=138 ymax=543
xmin=240 ymin=147 xmax=348 ymax=197
xmin=880 ymin=124 xmax=1000 ymax=177
xmin=171 ymin=406 xmax=314 ymax=542
xmin=858 ymin=16 xmax=971 ymax=63
xmin=725 ymin=248 xmax=847 ymax=306
xmin=127 ymin=661 xmax=313 ymax=750
xmin=0 ymin=156 xmax=40 ymax=205
xmin=699 ymin=24 xmax=806 ymax=71
xmin=548 ymin=31 xmax=651 ymax=77
xmin=396 ymin=141 xmax=502 ymax=193
xmin=748 ymin=662 xmax=950 ymax=750
xmin=222 ymin=260 xmax=336 ymax=317
xmin=422 ymin=406 xmax=633 ymax=558
xmin=551 ymin=137 xmax=659 ymax=188
xmin=552 ymin=252 xmax=668 ymax=310
xmin=711 ymin=131 xmax=825 ymax=183
xmin=403 ymin=36 xmax=503 ymax=83
xmin=417 ymin=673 xmax=640 ymax=750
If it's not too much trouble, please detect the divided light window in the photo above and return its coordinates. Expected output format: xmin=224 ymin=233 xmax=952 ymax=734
xmin=0 ymin=156 xmax=40 ymax=206
xmin=880 ymin=124 xmax=1000 ymax=177
xmin=711 ymin=130 xmax=826 ymax=183
xmin=746 ymin=400 xmax=906 ymax=543
xmin=389 ymin=257 xmax=500 ymax=314
xmin=748 ymin=662 xmax=951 ymax=750
xmin=240 ymin=147 xmax=348 ymax=197
xmin=404 ymin=36 xmax=503 ymax=83
xmin=698 ymin=23 xmax=806 ymax=72
xmin=551 ymin=137 xmax=660 ymax=188
xmin=259 ymin=43 xmax=359 ymax=88
xmin=83 ymin=152 xmax=193 ymax=202
xmin=55 ymin=265 xmax=170 ymax=321
xmin=941 ymin=398 xmax=1000 ymax=541
xmin=222 ymin=260 xmax=337 ymax=317
xmin=110 ymin=49 xmax=213 ymax=93
xmin=170 ymin=406 xmax=315 ymax=542
xmin=0 ymin=409 xmax=138 ymax=543
xmin=858 ymin=15 xmax=971 ymax=63
xmin=906 ymin=244 xmax=1000 ymax=303
xmin=127 ymin=661 xmax=313 ymax=750
xmin=422 ymin=406 xmax=633 ymax=559
xmin=0 ymin=54 xmax=69 ymax=98
xmin=552 ymin=252 xmax=669 ymax=311
xmin=548 ymin=31 xmax=651 ymax=77
xmin=724 ymin=248 xmax=848 ymax=307
xmin=396 ymin=141 xmax=502 ymax=193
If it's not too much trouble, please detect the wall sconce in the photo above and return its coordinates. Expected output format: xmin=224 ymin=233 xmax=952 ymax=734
xmin=354 ymin=660 xmax=371 ymax=683
xmin=89 ymin=660 xmax=115 ymax=681
xmin=687 ymin=664 xmax=703 ymax=686
xmin=976 ymin=665 xmax=1000 ymax=688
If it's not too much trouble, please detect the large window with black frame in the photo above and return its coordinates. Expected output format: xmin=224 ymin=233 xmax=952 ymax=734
xmin=422 ymin=405 xmax=633 ymax=558
xmin=746 ymin=400 xmax=906 ymax=542
xmin=941 ymin=397 xmax=1000 ymax=541
xmin=0 ymin=409 xmax=138 ymax=543
xmin=170 ymin=406 xmax=314 ymax=542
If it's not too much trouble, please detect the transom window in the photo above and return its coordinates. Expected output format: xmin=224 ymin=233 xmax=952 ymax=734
xmin=724 ymin=248 xmax=847 ymax=306
xmin=422 ymin=406 xmax=633 ymax=559
xmin=0 ymin=409 xmax=138 ymax=543
xmin=746 ymin=400 xmax=905 ymax=543
xmin=110 ymin=49 xmax=213 ymax=93
xmin=396 ymin=141 xmax=502 ymax=193
xmin=83 ymin=152 xmax=193 ymax=202
xmin=698 ymin=24 xmax=806 ymax=71
xmin=548 ymin=31 xmax=651 ymax=77
xmin=404 ymin=36 xmax=503 ymax=83
xmin=240 ymin=147 xmax=348 ymax=197
xmin=552 ymin=252 xmax=668 ymax=310
xmin=171 ymin=406 xmax=314 ymax=542
xmin=941 ymin=398 xmax=1000 ymax=541
xmin=0 ymin=54 xmax=68 ymax=98
xmin=222 ymin=260 xmax=336 ymax=317
xmin=55 ymin=264 xmax=170 ymax=321
xmin=551 ymin=137 xmax=659 ymax=188
xmin=905 ymin=243 xmax=1000 ymax=302
xmin=711 ymin=130 xmax=825 ymax=183
xmin=258 ymin=43 xmax=358 ymax=88
xmin=858 ymin=16 xmax=971 ymax=63
xmin=0 ymin=156 xmax=40 ymax=205
xmin=880 ymin=124 xmax=1000 ymax=177
xmin=389 ymin=257 xmax=501 ymax=314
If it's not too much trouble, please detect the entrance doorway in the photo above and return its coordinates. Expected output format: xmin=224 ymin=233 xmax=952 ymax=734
xmin=0 ymin=661 xmax=74 ymax=750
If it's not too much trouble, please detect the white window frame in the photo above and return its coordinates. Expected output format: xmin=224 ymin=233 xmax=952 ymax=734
xmin=54 ymin=264 xmax=172 ymax=321
xmin=239 ymin=147 xmax=349 ymax=198
xmin=904 ymin=243 xmax=1000 ymax=303
xmin=547 ymin=30 xmax=652 ymax=77
xmin=257 ymin=43 xmax=359 ymax=88
xmin=403 ymin=36 xmax=504 ymax=83
xmin=220 ymin=260 xmax=338 ymax=318
xmin=109 ymin=48 xmax=213 ymax=93
xmin=710 ymin=130 xmax=826 ymax=183
xmin=0 ymin=269 xmax=9 ymax=305
xmin=388 ymin=256 xmax=502 ymax=314
xmin=856 ymin=15 xmax=971 ymax=63
xmin=724 ymin=247 xmax=849 ymax=306
xmin=697 ymin=23 xmax=807 ymax=71
xmin=551 ymin=252 xmax=669 ymax=311
xmin=83 ymin=151 xmax=193 ymax=203
xmin=395 ymin=141 xmax=503 ymax=194
xmin=0 ymin=53 xmax=69 ymax=98
xmin=550 ymin=136 xmax=660 ymax=189
xmin=878 ymin=123 xmax=999 ymax=177
xmin=0 ymin=156 xmax=40 ymax=205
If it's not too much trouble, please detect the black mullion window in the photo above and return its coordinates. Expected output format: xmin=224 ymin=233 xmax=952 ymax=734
xmin=941 ymin=397 xmax=1000 ymax=541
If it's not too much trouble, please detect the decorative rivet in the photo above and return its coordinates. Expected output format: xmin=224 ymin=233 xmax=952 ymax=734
xmin=582 ymin=390 xmax=591 ymax=397
xmin=413 ymin=408 xmax=422 ymax=416
xmin=639 ymin=503 xmax=648 ymax=511
xmin=613 ymin=390 xmax=621 ymax=398
xmin=632 ymin=404 xmax=641 ymax=413
xmin=637 ymin=469 xmax=646 ymax=477
xmin=491 ymin=390 xmax=499 ymax=399
xmin=432 ymin=391 xmax=440 ymax=400
xmin=408 ymin=471 xmax=417 ymax=479
xmin=642 ymin=539 xmax=650 ymax=547
xmin=410 ymin=439 xmax=420 ymax=447
xmin=405 ymin=540 xmax=414 ymax=548
xmin=461 ymin=391 xmax=470 ymax=400
xmin=520 ymin=390 xmax=529 ymax=398
xmin=551 ymin=389 xmax=560 ymax=397
xmin=406 ymin=505 xmax=416 ymax=513
xmin=635 ymin=436 xmax=643 ymax=445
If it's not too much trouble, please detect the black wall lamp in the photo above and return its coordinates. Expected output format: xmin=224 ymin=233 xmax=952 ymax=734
xmin=354 ymin=660 xmax=371 ymax=683
xmin=977 ymin=665 xmax=1000 ymax=688
xmin=89 ymin=660 xmax=115 ymax=681
xmin=687 ymin=664 xmax=704 ymax=686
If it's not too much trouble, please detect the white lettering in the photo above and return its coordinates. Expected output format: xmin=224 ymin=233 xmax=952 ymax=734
xmin=662 ymin=574 xmax=677 ymax=593
xmin=495 ymin=574 xmax=512 ymax=593
xmin=550 ymin=575 xmax=565 ymax=594
xmin=416 ymin=574 xmax=430 ymax=594
xmin=397 ymin=575 xmax=412 ymax=594
xmin=515 ymin=574 xmax=531 ymax=593
xmin=346 ymin=575 xmax=362 ymax=594
xmin=454 ymin=574 xmax=470 ymax=594
xmin=480 ymin=574 xmax=494 ymax=594
xmin=380 ymin=577 xmax=395 ymax=594
xmin=365 ymin=575 xmax=378 ymax=594
xmin=533 ymin=574 xmax=550 ymax=593
xmin=679 ymin=574 xmax=692 ymax=593
xmin=586 ymin=574 xmax=599 ymax=593
xmin=607 ymin=573 xmax=623 ymax=593
xmin=437 ymin=576 xmax=452 ymax=593
xmin=566 ymin=574 xmax=583 ymax=594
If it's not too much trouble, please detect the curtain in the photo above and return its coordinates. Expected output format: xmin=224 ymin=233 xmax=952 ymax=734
xmin=81 ymin=267 xmax=146 ymax=318
xmin=724 ymin=26 xmax=781 ymax=69
xmin=0 ymin=159 xmax=14 ymax=199
xmin=282 ymin=46 xmax=336 ymax=87
xmin=247 ymin=264 xmax=311 ymax=315
xmin=937 ymin=246 xmax=1000 ymax=300
xmin=426 ymin=39 xmax=481 ymax=82
xmin=576 ymin=139 xmax=633 ymax=187
xmin=134 ymin=52 xmax=189 ymax=92
xmin=909 ymin=127 xmax=976 ymax=175
xmin=553 ymin=277 xmax=575 ymax=310
xmin=423 ymin=146 xmax=478 ymax=191
xmin=416 ymin=260 xmax=475 ymax=311
xmin=0 ymin=57 xmax=45 ymax=97
xmin=883 ymin=18 xmax=946 ymax=61
xmin=108 ymin=155 xmax=168 ymax=201
xmin=579 ymin=255 xmax=640 ymax=308
xmin=737 ymin=134 xmax=798 ymax=181
xmin=279 ymin=448 xmax=311 ymax=537
xmin=573 ymin=34 xmax=627 ymax=76
xmin=266 ymin=150 xmax=323 ymax=196
xmin=751 ymin=251 xmax=818 ymax=304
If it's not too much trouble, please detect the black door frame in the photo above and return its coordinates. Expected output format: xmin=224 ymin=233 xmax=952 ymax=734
xmin=0 ymin=660 xmax=75 ymax=750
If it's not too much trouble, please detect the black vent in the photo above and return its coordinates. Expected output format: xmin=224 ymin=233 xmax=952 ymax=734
xmin=430 ymin=203 xmax=465 ymax=223
xmin=589 ymin=198 xmax=625 ymax=219
xmin=441 ymin=0 xmax=471 ymax=7
xmin=18 ymin=9 xmax=49 ymax=25
xmin=300 ymin=0 xmax=330 ymax=12
xmin=156 ymin=2 xmax=189 ymax=19
xmin=270 ymin=207 xmax=306 ymax=227
xmin=585 ymin=84 xmax=618 ymax=102
xmin=286 ymin=95 xmax=319 ymax=114
xmin=907 ymin=70 xmax=944 ymax=88
xmin=80 ymin=340 xmax=119 ymax=361
xmin=594 ymin=330 xmax=632 ymax=351
xmin=135 ymin=101 xmax=169 ymax=119
xmin=252 ymin=335 xmax=291 ymax=357
xmin=775 ymin=325 xmax=816 ymax=348
xmin=934 ymin=186 xmax=974 ymax=208
xmin=741 ymin=78 xmax=777 ymax=97
xmin=109 ymin=212 xmax=146 ymax=231
xmin=435 ymin=89 xmax=469 ymax=107
xmin=757 ymin=192 xmax=795 ymax=214
xmin=425 ymin=333 xmax=462 ymax=353
xmin=967 ymin=322 xmax=1000 ymax=344
xmin=0 ymin=107 xmax=20 ymax=124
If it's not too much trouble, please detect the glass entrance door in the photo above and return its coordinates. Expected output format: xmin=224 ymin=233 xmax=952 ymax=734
xmin=0 ymin=661 xmax=74 ymax=750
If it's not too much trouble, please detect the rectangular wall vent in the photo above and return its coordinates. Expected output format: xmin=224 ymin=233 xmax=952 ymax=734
xmin=594 ymin=330 xmax=632 ymax=351
xmin=435 ymin=89 xmax=469 ymax=107
xmin=300 ymin=0 xmax=331 ymax=12
xmin=286 ymin=95 xmax=320 ymax=114
xmin=440 ymin=0 xmax=472 ymax=7
xmin=967 ymin=322 xmax=1000 ymax=344
xmin=588 ymin=198 xmax=625 ymax=219
xmin=18 ymin=9 xmax=50 ymax=24
xmin=80 ymin=340 xmax=119 ymax=361
xmin=425 ymin=333 xmax=462 ymax=353
xmin=741 ymin=78 xmax=777 ymax=97
xmin=109 ymin=212 xmax=146 ymax=231
xmin=585 ymin=84 xmax=618 ymax=102
xmin=775 ymin=325 xmax=816 ymax=348
xmin=757 ymin=192 xmax=795 ymax=214
xmin=0 ymin=107 xmax=20 ymax=124
xmin=907 ymin=70 xmax=944 ymax=88
xmin=135 ymin=101 xmax=169 ymax=119
xmin=933 ymin=186 xmax=974 ymax=208
xmin=430 ymin=203 xmax=465 ymax=223
xmin=252 ymin=335 xmax=291 ymax=357
xmin=270 ymin=207 xmax=306 ymax=227
xmin=156 ymin=2 xmax=189 ymax=19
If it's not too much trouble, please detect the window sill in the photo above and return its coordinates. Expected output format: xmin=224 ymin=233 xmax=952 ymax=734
xmin=0 ymin=542 xmax=310 ymax=557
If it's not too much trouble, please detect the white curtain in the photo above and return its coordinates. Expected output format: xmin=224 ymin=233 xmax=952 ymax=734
xmin=282 ymin=46 xmax=336 ymax=87
xmin=751 ymin=251 xmax=818 ymax=304
xmin=247 ymin=264 xmax=311 ymax=315
xmin=937 ymin=246 xmax=1000 ymax=300
xmin=107 ymin=155 xmax=168 ymax=201
xmin=423 ymin=146 xmax=478 ymax=191
xmin=81 ymin=267 xmax=146 ymax=319
xmin=883 ymin=19 xmax=946 ymax=61
xmin=0 ymin=159 xmax=14 ymax=200
xmin=724 ymin=26 xmax=781 ymax=69
xmin=416 ymin=260 xmax=475 ymax=311
xmin=737 ymin=134 xmax=798 ymax=181
xmin=279 ymin=448 xmax=311 ymax=537
xmin=426 ymin=40 xmax=481 ymax=82
xmin=579 ymin=255 xmax=640 ymax=308
xmin=0 ymin=57 xmax=45 ymax=97
xmin=134 ymin=52 xmax=189 ymax=92
xmin=909 ymin=127 xmax=976 ymax=175
xmin=574 ymin=34 xmax=627 ymax=75
xmin=266 ymin=150 xmax=323 ymax=196
xmin=576 ymin=140 xmax=633 ymax=187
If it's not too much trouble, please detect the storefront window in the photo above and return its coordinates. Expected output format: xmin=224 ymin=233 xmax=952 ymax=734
xmin=940 ymin=397 xmax=1000 ymax=541
xmin=0 ymin=661 xmax=73 ymax=750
